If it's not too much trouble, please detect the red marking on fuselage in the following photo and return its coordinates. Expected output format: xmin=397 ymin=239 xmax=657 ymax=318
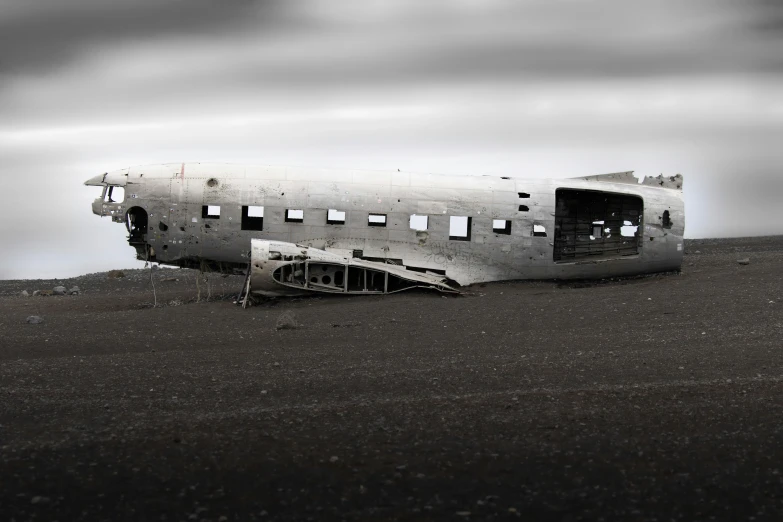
xmin=180 ymin=163 xmax=185 ymax=181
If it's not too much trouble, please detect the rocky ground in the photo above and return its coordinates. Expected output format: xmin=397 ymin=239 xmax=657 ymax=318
xmin=1 ymin=236 xmax=782 ymax=521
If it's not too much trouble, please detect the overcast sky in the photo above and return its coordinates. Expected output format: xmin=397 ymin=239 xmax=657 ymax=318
xmin=1 ymin=0 xmax=781 ymax=279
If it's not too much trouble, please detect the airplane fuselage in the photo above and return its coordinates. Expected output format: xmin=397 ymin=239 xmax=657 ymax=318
xmin=86 ymin=163 xmax=684 ymax=295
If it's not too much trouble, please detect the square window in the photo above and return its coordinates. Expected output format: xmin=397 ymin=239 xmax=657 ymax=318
xmin=242 ymin=205 xmax=264 ymax=231
xmin=285 ymin=209 xmax=304 ymax=223
xmin=368 ymin=213 xmax=387 ymax=227
xmin=493 ymin=219 xmax=511 ymax=235
xmin=533 ymin=224 xmax=547 ymax=237
xmin=409 ymin=214 xmax=428 ymax=231
xmin=449 ymin=216 xmax=472 ymax=241
xmin=327 ymin=209 xmax=346 ymax=225
xmin=202 ymin=205 xmax=220 ymax=219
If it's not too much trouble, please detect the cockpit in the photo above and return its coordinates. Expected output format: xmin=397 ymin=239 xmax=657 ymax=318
xmin=84 ymin=172 xmax=128 ymax=220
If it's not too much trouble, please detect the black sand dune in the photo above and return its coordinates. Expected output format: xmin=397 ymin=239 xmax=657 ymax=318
xmin=1 ymin=237 xmax=782 ymax=521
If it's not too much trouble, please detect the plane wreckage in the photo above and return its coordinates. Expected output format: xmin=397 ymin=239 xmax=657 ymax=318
xmin=86 ymin=164 xmax=683 ymax=297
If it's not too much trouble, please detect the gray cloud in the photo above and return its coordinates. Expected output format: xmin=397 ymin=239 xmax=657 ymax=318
xmin=3 ymin=0 xmax=783 ymax=85
xmin=0 ymin=0 xmax=281 ymax=78
xmin=1 ymin=0 xmax=782 ymax=279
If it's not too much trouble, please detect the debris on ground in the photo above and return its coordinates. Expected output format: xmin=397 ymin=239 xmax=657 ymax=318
xmin=331 ymin=321 xmax=361 ymax=328
xmin=53 ymin=286 xmax=67 ymax=296
xmin=107 ymin=270 xmax=126 ymax=278
xmin=737 ymin=258 xmax=751 ymax=265
xmin=26 ymin=316 xmax=44 ymax=324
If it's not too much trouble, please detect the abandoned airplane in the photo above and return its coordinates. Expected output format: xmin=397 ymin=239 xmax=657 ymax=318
xmin=85 ymin=164 xmax=684 ymax=296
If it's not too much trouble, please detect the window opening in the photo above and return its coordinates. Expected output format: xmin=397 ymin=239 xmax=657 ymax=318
xmin=242 ymin=205 xmax=264 ymax=231
xmin=553 ymin=188 xmax=643 ymax=261
xmin=104 ymin=186 xmax=125 ymax=203
xmin=285 ymin=209 xmax=304 ymax=223
xmin=449 ymin=216 xmax=472 ymax=241
xmin=533 ymin=224 xmax=547 ymax=237
xmin=591 ymin=221 xmax=603 ymax=239
xmin=368 ymin=213 xmax=387 ymax=227
xmin=518 ymin=205 xmax=529 ymax=212
xmin=518 ymin=192 xmax=530 ymax=198
xmin=327 ymin=209 xmax=346 ymax=225
xmin=409 ymin=214 xmax=428 ymax=231
xmin=620 ymin=221 xmax=638 ymax=237
xmin=662 ymin=210 xmax=672 ymax=229
xmin=493 ymin=219 xmax=512 ymax=235
xmin=202 ymin=205 xmax=220 ymax=219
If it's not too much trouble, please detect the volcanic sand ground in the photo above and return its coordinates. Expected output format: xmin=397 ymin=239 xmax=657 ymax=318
xmin=1 ymin=237 xmax=782 ymax=521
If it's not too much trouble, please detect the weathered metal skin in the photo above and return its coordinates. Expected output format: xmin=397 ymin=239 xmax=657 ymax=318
xmin=86 ymin=163 xmax=684 ymax=295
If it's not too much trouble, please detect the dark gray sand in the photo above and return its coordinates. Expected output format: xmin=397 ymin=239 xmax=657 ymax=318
xmin=1 ymin=237 xmax=782 ymax=521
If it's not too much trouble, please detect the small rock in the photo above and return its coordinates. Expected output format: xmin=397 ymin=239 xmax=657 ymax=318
xmin=69 ymin=286 xmax=80 ymax=295
xmin=26 ymin=316 xmax=44 ymax=324
xmin=21 ymin=290 xmax=29 ymax=297
xmin=329 ymin=456 xmax=339 ymax=463
xmin=695 ymin=250 xmax=701 ymax=254
xmin=30 ymin=495 xmax=49 ymax=504
xmin=275 ymin=311 xmax=298 ymax=330
xmin=737 ymin=258 xmax=750 ymax=265
xmin=52 ymin=286 xmax=67 ymax=296
xmin=32 ymin=290 xmax=40 ymax=296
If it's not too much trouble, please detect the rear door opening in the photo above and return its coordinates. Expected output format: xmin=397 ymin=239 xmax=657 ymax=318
xmin=554 ymin=189 xmax=643 ymax=261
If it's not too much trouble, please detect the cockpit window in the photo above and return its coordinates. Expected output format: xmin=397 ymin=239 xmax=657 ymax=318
xmin=103 ymin=186 xmax=125 ymax=203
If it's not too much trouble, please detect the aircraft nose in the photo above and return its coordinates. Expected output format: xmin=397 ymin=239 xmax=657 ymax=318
xmin=84 ymin=174 xmax=106 ymax=186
